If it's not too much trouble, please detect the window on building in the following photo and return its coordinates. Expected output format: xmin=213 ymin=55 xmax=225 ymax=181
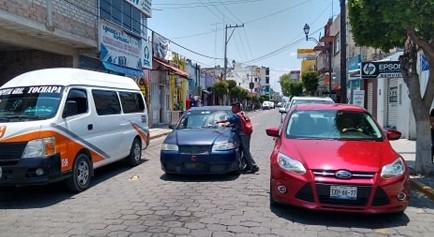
xmin=122 ymin=0 xmax=132 ymax=29
xmin=119 ymin=92 xmax=145 ymax=113
xmin=92 ymin=90 xmax=121 ymax=115
xmin=334 ymin=33 xmax=340 ymax=55
xmin=100 ymin=0 xmax=111 ymax=20
xmin=100 ymin=0 xmax=142 ymax=35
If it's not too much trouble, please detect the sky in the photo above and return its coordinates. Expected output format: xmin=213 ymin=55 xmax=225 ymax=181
xmin=148 ymin=0 xmax=341 ymax=92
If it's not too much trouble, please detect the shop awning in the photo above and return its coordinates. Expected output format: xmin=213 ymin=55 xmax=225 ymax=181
xmin=153 ymin=58 xmax=188 ymax=78
xmin=102 ymin=62 xmax=144 ymax=77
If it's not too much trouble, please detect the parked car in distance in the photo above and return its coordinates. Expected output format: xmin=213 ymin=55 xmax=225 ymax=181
xmin=160 ymin=106 xmax=246 ymax=175
xmin=280 ymin=96 xmax=334 ymax=113
xmin=262 ymin=101 xmax=272 ymax=110
xmin=266 ymin=104 xmax=409 ymax=213
xmin=0 ymin=68 xmax=150 ymax=192
xmin=276 ymin=102 xmax=283 ymax=108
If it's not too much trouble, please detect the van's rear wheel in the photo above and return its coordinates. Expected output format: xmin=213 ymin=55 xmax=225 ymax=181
xmin=66 ymin=153 xmax=92 ymax=193
xmin=128 ymin=138 xmax=142 ymax=166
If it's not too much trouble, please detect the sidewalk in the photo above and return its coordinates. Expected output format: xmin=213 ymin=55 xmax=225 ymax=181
xmin=391 ymin=139 xmax=434 ymax=201
xmin=149 ymin=128 xmax=172 ymax=140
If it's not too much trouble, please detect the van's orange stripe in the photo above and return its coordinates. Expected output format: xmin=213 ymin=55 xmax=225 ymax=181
xmin=2 ymin=130 xmax=104 ymax=173
xmin=131 ymin=124 xmax=150 ymax=146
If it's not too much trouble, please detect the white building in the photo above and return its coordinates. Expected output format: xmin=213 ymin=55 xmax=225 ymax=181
xmin=376 ymin=51 xmax=433 ymax=139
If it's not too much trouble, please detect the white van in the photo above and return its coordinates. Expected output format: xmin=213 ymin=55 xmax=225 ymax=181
xmin=0 ymin=68 xmax=149 ymax=192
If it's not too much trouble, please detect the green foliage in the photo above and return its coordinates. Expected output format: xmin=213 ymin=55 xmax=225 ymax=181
xmin=239 ymin=88 xmax=249 ymax=101
xmin=212 ymin=80 xmax=228 ymax=98
xmin=279 ymin=73 xmax=304 ymax=97
xmin=289 ymin=81 xmax=303 ymax=97
xmin=279 ymin=74 xmax=291 ymax=97
xmin=229 ymin=86 xmax=241 ymax=101
xmin=301 ymin=71 xmax=319 ymax=95
xmin=226 ymin=80 xmax=237 ymax=90
xmin=348 ymin=0 xmax=434 ymax=50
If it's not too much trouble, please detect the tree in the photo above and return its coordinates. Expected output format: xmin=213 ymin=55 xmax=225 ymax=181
xmin=279 ymin=73 xmax=291 ymax=97
xmin=229 ymin=86 xmax=241 ymax=102
xmin=212 ymin=80 xmax=228 ymax=105
xmin=280 ymin=73 xmax=304 ymax=97
xmin=288 ymin=81 xmax=303 ymax=97
xmin=349 ymin=0 xmax=434 ymax=175
xmin=227 ymin=80 xmax=238 ymax=103
xmin=301 ymin=71 xmax=319 ymax=96
xmin=239 ymin=88 xmax=249 ymax=101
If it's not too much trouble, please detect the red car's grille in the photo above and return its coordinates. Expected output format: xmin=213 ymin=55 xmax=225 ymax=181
xmin=312 ymin=170 xmax=375 ymax=179
xmin=316 ymin=183 xmax=372 ymax=206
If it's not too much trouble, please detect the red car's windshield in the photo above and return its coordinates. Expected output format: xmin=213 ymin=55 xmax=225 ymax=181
xmin=286 ymin=110 xmax=383 ymax=140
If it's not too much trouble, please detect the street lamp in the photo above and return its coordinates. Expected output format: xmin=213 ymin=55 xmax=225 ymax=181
xmin=303 ymin=23 xmax=310 ymax=41
xmin=303 ymin=23 xmax=333 ymax=99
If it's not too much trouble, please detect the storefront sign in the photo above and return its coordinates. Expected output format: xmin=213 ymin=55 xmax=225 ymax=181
xmin=347 ymin=54 xmax=361 ymax=71
xmin=352 ymin=90 xmax=365 ymax=107
xmin=142 ymin=39 xmax=152 ymax=69
xmin=127 ymin=0 xmax=152 ymax=17
xmin=99 ymin=21 xmax=143 ymax=70
xmin=297 ymin=49 xmax=316 ymax=60
xmin=153 ymin=32 xmax=170 ymax=60
xmin=361 ymin=61 xmax=402 ymax=79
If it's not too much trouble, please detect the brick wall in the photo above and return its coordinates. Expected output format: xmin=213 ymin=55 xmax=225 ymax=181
xmin=0 ymin=0 xmax=97 ymax=41
xmin=0 ymin=50 xmax=72 ymax=85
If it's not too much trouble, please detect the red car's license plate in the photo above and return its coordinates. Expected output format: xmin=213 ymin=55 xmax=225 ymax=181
xmin=330 ymin=185 xmax=357 ymax=200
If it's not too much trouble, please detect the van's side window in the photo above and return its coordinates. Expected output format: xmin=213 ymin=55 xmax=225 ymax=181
xmin=64 ymin=89 xmax=88 ymax=117
xmin=92 ymin=90 xmax=121 ymax=115
xmin=119 ymin=92 xmax=145 ymax=113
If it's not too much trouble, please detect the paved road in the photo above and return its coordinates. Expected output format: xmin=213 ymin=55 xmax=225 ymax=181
xmin=1 ymin=109 xmax=434 ymax=237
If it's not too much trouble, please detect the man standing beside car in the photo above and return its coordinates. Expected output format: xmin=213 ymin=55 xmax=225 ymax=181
xmin=217 ymin=103 xmax=259 ymax=173
xmin=430 ymin=109 xmax=434 ymax=162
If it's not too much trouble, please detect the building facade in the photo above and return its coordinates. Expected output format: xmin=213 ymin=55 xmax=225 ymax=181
xmin=0 ymin=0 xmax=98 ymax=85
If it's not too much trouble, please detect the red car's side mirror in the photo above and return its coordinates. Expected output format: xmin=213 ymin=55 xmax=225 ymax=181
xmin=386 ymin=129 xmax=401 ymax=141
xmin=266 ymin=128 xmax=279 ymax=137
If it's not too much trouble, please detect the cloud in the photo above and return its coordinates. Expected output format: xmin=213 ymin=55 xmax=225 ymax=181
xmin=290 ymin=52 xmax=297 ymax=57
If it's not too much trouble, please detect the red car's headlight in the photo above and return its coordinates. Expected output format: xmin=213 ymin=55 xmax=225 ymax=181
xmin=381 ymin=157 xmax=405 ymax=178
xmin=277 ymin=153 xmax=306 ymax=175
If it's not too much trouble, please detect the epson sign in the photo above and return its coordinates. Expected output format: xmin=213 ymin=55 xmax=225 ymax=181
xmin=361 ymin=61 xmax=402 ymax=79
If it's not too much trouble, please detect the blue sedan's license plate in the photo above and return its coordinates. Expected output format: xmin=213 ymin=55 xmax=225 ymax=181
xmin=330 ymin=185 xmax=357 ymax=200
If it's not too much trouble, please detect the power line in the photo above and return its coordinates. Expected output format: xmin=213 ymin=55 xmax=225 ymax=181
xmin=167 ymin=0 xmax=312 ymax=41
xmin=154 ymin=0 xmax=265 ymax=9
xmin=244 ymin=0 xmax=312 ymax=24
xmin=242 ymin=26 xmax=322 ymax=64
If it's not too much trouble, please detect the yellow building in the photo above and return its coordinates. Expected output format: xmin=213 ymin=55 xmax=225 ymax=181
xmin=301 ymin=59 xmax=316 ymax=76
xmin=169 ymin=53 xmax=188 ymax=111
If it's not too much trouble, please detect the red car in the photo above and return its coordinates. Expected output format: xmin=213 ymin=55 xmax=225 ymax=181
xmin=266 ymin=104 xmax=409 ymax=213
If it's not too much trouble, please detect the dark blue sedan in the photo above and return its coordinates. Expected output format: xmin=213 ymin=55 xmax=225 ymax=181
xmin=160 ymin=106 xmax=246 ymax=175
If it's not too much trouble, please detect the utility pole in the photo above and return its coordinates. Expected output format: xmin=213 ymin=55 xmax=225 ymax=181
xmin=224 ymin=24 xmax=244 ymax=80
xmin=340 ymin=0 xmax=347 ymax=103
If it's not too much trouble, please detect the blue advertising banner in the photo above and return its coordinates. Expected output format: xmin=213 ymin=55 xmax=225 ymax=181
xmin=99 ymin=21 xmax=149 ymax=75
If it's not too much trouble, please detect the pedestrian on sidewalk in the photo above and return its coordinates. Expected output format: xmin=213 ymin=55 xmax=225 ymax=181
xmin=430 ymin=108 xmax=434 ymax=161
xmin=217 ymin=102 xmax=259 ymax=173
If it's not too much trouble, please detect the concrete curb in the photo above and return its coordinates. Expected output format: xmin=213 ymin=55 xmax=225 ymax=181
xmin=149 ymin=130 xmax=172 ymax=140
xmin=410 ymin=178 xmax=434 ymax=201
